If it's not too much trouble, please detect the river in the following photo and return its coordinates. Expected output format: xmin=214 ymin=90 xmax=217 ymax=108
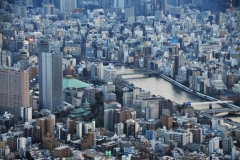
xmin=115 ymin=66 xmax=240 ymax=122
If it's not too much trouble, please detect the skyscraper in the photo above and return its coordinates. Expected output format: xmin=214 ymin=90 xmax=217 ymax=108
xmin=0 ymin=68 xmax=30 ymax=115
xmin=60 ymin=0 xmax=77 ymax=12
xmin=39 ymin=52 xmax=63 ymax=112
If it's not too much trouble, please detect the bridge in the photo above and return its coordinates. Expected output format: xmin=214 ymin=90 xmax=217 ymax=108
xmin=200 ymin=108 xmax=240 ymax=114
xmin=194 ymin=111 xmax=240 ymax=128
xmin=118 ymin=69 xmax=159 ymax=75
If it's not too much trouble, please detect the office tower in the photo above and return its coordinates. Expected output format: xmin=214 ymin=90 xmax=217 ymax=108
xmin=96 ymin=63 xmax=104 ymax=80
xmin=20 ymin=107 xmax=32 ymax=122
xmin=0 ymin=50 xmax=7 ymax=66
xmin=216 ymin=12 xmax=223 ymax=25
xmin=190 ymin=128 xmax=202 ymax=144
xmin=115 ymin=109 xmax=135 ymax=124
xmin=160 ymin=116 xmax=172 ymax=130
xmin=7 ymin=137 xmax=18 ymax=152
xmin=222 ymin=137 xmax=233 ymax=153
xmin=67 ymin=118 xmax=76 ymax=135
xmin=125 ymin=7 xmax=135 ymax=19
xmin=114 ymin=0 xmax=124 ymax=9
xmin=60 ymin=0 xmax=77 ymax=12
xmin=159 ymin=99 xmax=173 ymax=116
xmin=17 ymin=137 xmax=27 ymax=151
xmin=38 ymin=39 xmax=49 ymax=56
xmin=0 ymin=69 xmax=30 ymax=115
xmin=0 ymin=33 xmax=2 ymax=49
xmin=39 ymin=52 xmax=63 ymax=111
xmin=33 ymin=0 xmax=43 ymax=8
xmin=104 ymin=109 xmax=118 ymax=131
xmin=36 ymin=117 xmax=54 ymax=141
xmin=174 ymin=55 xmax=185 ymax=79
xmin=160 ymin=0 xmax=167 ymax=15
xmin=43 ymin=4 xmax=55 ymax=15
xmin=123 ymin=92 xmax=133 ymax=106
xmin=114 ymin=122 xmax=124 ymax=136
xmin=53 ymin=145 xmax=71 ymax=159
xmin=76 ymin=121 xmax=82 ymax=138
xmin=104 ymin=64 xmax=116 ymax=83
xmin=54 ymin=0 xmax=60 ymax=9
xmin=145 ymin=105 xmax=159 ymax=120
xmin=15 ymin=4 xmax=27 ymax=17
xmin=209 ymin=137 xmax=220 ymax=154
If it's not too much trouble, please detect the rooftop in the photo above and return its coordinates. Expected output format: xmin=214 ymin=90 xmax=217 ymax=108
xmin=63 ymin=76 xmax=89 ymax=89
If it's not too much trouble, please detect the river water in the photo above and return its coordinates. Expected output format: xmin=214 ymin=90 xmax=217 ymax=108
xmin=116 ymin=66 xmax=240 ymax=122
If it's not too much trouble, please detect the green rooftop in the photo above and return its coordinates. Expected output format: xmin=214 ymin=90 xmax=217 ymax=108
xmin=63 ymin=77 xmax=89 ymax=89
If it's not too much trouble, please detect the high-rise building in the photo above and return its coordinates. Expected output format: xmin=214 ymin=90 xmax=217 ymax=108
xmin=160 ymin=116 xmax=172 ymax=130
xmin=222 ymin=137 xmax=233 ymax=153
xmin=43 ymin=4 xmax=55 ymax=15
xmin=36 ymin=117 xmax=55 ymax=141
xmin=60 ymin=0 xmax=77 ymax=12
xmin=114 ymin=122 xmax=124 ymax=136
xmin=115 ymin=109 xmax=135 ymax=124
xmin=123 ymin=92 xmax=133 ymax=106
xmin=76 ymin=121 xmax=82 ymax=138
xmin=190 ymin=128 xmax=202 ymax=144
xmin=39 ymin=52 xmax=63 ymax=111
xmin=174 ymin=55 xmax=185 ymax=79
xmin=104 ymin=109 xmax=117 ymax=131
xmin=104 ymin=64 xmax=117 ymax=83
xmin=159 ymin=99 xmax=173 ymax=116
xmin=145 ymin=105 xmax=159 ymax=120
xmin=20 ymin=107 xmax=32 ymax=122
xmin=17 ymin=137 xmax=27 ymax=151
xmin=0 ymin=68 xmax=30 ymax=115
xmin=160 ymin=0 xmax=167 ymax=15
xmin=37 ymin=38 xmax=49 ymax=56
xmin=209 ymin=137 xmax=220 ymax=154
xmin=114 ymin=0 xmax=124 ymax=9
xmin=15 ymin=4 xmax=27 ymax=17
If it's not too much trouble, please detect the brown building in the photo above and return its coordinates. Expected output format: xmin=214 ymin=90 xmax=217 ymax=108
xmin=115 ymin=109 xmax=133 ymax=124
xmin=0 ymin=69 xmax=30 ymax=115
xmin=67 ymin=118 xmax=76 ymax=136
xmin=43 ymin=138 xmax=64 ymax=150
xmin=36 ymin=117 xmax=54 ymax=142
xmin=160 ymin=116 xmax=173 ymax=130
xmin=29 ymin=66 xmax=38 ymax=79
xmin=80 ymin=130 xmax=96 ymax=150
xmin=0 ymin=141 xmax=5 ymax=149
xmin=53 ymin=145 xmax=71 ymax=159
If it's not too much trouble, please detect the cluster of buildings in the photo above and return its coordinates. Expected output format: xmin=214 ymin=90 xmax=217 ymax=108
xmin=0 ymin=0 xmax=240 ymax=159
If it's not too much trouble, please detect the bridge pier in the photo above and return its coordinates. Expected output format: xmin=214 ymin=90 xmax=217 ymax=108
xmin=209 ymin=104 xmax=212 ymax=109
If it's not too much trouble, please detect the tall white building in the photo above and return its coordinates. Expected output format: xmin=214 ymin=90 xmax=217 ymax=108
xmin=114 ymin=0 xmax=124 ymax=9
xmin=17 ymin=137 xmax=27 ymax=151
xmin=20 ymin=107 xmax=32 ymax=122
xmin=123 ymin=92 xmax=133 ymax=106
xmin=209 ymin=137 xmax=220 ymax=154
xmin=39 ymin=52 xmax=63 ymax=111
xmin=60 ymin=0 xmax=77 ymax=12
xmin=104 ymin=64 xmax=116 ymax=83
xmin=96 ymin=63 xmax=104 ymax=80
xmin=76 ymin=121 xmax=82 ymax=138
xmin=114 ymin=122 xmax=124 ymax=136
